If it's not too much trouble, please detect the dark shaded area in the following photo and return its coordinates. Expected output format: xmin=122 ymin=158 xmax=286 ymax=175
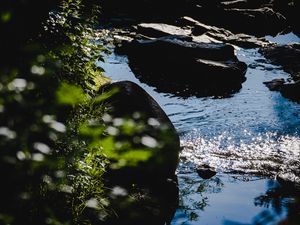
xmin=99 ymin=0 xmax=298 ymax=36
xmin=104 ymin=178 xmax=179 ymax=225
xmin=0 ymin=1 xmax=106 ymax=224
xmin=0 ymin=0 xmax=59 ymax=65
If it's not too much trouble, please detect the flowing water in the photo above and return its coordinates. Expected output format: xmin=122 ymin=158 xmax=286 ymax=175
xmin=98 ymin=32 xmax=300 ymax=225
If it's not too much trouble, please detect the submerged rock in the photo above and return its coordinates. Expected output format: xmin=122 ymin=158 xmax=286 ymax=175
xmin=118 ymin=36 xmax=247 ymax=97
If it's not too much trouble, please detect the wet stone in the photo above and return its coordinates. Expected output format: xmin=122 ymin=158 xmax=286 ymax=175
xmin=196 ymin=164 xmax=217 ymax=179
xmin=263 ymin=78 xmax=285 ymax=91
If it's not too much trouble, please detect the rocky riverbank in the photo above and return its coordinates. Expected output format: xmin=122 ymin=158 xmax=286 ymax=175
xmin=99 ymin=0 xmax=300 ymax=101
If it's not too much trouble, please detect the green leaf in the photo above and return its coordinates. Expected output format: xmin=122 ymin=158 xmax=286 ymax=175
xmin=56 ymin=82 xmax=87 ymax=105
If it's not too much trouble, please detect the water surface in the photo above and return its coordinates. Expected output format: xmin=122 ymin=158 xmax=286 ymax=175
xmin=98 ymin=34 xmax=300 ymax=224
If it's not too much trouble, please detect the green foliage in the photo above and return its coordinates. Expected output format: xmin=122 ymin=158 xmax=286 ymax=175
xmin=46 ymin=0 xmax=110 ymax=91
xmin=0 ymin=0 xmax=111 ymax=224
xmin=0 ymin=0 xmax=177 ymax=224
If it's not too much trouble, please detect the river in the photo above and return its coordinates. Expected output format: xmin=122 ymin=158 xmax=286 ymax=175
xmin=98 ymin=32 xmax=300 ymax=225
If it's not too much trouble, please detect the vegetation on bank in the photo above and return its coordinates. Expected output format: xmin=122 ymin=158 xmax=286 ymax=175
xmin=0 ymin=0 xmax=149 ymax=224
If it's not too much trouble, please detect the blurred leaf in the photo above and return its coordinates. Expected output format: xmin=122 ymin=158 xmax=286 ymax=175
xmin=56 ymin=82 xmax=87 ymax=105
xmin=1 ymin=11 xmax=12 ymax=23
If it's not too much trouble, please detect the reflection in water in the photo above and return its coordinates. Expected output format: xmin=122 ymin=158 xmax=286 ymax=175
xmin=253 ymin=180 xmax=300 ymax=225
xmin=173 ymin=168 xmax=299 ymax=225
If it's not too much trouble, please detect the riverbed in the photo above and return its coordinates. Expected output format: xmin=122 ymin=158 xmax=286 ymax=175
xmin=98 ymin=32 xmax=300 ymax=225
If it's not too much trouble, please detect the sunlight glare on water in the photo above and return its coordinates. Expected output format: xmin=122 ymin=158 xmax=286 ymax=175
xmin=180 ymin=130 xmax=300 ymax=181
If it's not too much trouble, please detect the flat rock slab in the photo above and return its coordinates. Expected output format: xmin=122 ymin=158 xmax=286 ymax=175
xmin=180 ymin=16 xmax=270 ymax=48
xmin=137 ymin=23 xmax=192 ymax=38
xmin=136 ymin=19 xmax=270 ymax=48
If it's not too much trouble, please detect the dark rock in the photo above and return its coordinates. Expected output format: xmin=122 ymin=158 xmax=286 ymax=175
xmin=221 ymin=0 xmax=249 ymax=9
xmin=281 ymin=80 xmax=300 ymax=103
xmin=99 ymin=80 xmax=180 ymax=184
xmin=137 ymin=23 xmax=192 ymax=38
xmin=118 ymin=36 xmax=247 ymax=97
xmin=180 ymin=16 xmax=270 ymax=48
xmin=276 ymin=172 xmax=300 ymax=190
xmin=219 ymin=7 xmax=287 ymax=36
xmin=263 ymin=78 xmax=285 ymax=91
xmin=221 ymin=0 xmax=272 ymax=9
xmin=134 ymin=19 xmax=270 ymax=48
xmin=263 ymin=79 xmax=300 ymax=103
xmin=98 ymin=81 xmax=180 ymax=224
xmin=100 ymin=0 xmax=291 ymax=36
xmin=272 ymin=0 xmax=300 ymax=34
xmin=191 ymin=3 xmax=287 ymax=36
xmin=196 ymin=164 xmax=217 ymax=179
xmin=260 ymin=43 xmax=300 ymax=80
xmin=260 ymin=43 xmax=300 ymax=101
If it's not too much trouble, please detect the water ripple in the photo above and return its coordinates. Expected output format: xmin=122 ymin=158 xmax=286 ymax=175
xmin=181 ymin=130 xmax=300 ymax=183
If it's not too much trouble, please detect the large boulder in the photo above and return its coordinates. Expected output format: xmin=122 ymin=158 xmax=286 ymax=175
xmin=98 ymin=80 xmax=180 ymax=224
xmin=118 ymin=36 xmax=247 ymax=97
xmin=99 ymin=80 xmax=180 ymax=184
